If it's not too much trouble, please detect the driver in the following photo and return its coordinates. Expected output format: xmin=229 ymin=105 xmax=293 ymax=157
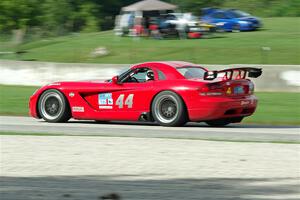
xmin=145 ymin=70 xmax=154 ymax=81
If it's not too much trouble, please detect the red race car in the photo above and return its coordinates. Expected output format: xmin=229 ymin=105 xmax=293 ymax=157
xmin=29 ymin=61 xmax=262 ymax=127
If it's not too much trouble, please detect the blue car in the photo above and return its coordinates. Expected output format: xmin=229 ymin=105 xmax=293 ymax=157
xmin=201 ymin=8 xmax=262 ymax=32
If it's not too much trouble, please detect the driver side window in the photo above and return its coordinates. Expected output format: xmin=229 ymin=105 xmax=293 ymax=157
xmin=122 ymin=67 xmax=154 ymax=83
xmin=132 ymin=70 xmax=147 ymax=82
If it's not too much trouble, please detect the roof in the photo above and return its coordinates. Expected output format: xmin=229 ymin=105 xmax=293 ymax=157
xmin=159 ymin=61 xmax=197 ymax=68
xmin=132 ymin=61 xmax=197 ymax=68
xmin=130 ymin=61 xmax=205 ymax=80
xmin=122 ymin=0 xmax=177 ymax=12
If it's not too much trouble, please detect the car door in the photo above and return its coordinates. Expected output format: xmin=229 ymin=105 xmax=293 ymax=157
xmin=211 ymin=12 xmax=232 ymax=30
xmin=96 ymin=67 xmax=156 ymax=120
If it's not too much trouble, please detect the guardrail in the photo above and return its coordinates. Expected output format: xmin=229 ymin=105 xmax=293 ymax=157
xmin=0 ymin=60 xmax=299 ymax=92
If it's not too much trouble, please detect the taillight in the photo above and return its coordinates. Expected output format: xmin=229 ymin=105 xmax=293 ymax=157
xmin=199 ymin=83 xmax=224 ymax=96
xmin=200 ymin=86 xmax=209 ymax=93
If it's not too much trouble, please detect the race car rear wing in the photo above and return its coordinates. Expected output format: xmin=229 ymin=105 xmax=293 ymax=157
xmin=204 ymin=67 xmax=262 ymax=80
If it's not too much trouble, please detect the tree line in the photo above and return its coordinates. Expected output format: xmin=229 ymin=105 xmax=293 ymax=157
xmin=0 ymin=0 xmax=299 ymax=35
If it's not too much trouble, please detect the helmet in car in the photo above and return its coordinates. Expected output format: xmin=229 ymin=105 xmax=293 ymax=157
xmin=145 ymin=70 xmax=154 ymax=81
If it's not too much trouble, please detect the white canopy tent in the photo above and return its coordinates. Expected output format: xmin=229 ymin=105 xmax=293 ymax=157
xmin=121 ymin=0 xmax=177 ymax=12
xmin=115 ymin=0 xmax=178 ymax=36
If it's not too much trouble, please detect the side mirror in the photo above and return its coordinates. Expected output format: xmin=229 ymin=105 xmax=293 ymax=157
xmin=112 ymin=76 xmax=119 ymax=84
xmin=203 ymin=71 xmax=218 ymax=80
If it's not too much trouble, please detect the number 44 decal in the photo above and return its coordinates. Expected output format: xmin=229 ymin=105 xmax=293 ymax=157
xmin=116 ymin=94 xmax=134 ymax=108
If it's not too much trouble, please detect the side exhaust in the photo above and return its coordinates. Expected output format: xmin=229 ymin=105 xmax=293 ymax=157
xmin=139 ymin=112 xmax=154 ymax=122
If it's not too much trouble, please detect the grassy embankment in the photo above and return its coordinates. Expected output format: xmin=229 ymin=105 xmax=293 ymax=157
xmin=0 ymin=17 xmax=299 ymax=64
xmin=0 ymin=85 xmax=299 ymax=125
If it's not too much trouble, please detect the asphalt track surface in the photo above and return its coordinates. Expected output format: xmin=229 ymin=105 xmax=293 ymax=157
xmin=1 ymin=116 xmax=300 ymax=200
xmin=0 ymin=116 xmax=299 ymax=142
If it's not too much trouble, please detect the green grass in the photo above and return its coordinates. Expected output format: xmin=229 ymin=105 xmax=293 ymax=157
xmin=0 ymin=85 xmax=38 ymax=116
xmin=0 ymin=17 xmax=299 ymax=64
xmin=0 ymin=84 xmax=299 ymax=125
xmin=243 ymin=92 xmax=300 ymax=125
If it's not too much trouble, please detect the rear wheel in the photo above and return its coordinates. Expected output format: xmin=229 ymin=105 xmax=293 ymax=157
xmin=38 ymin=89 xmax=71 ymax=122
xmin=152 ymin=91 xmax=187 ymax=127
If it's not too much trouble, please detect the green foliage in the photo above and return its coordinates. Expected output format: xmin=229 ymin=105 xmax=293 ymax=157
xmin=0 ymin=0 xmax=42 ymax=32
xmin=221 ymin=0 xmax=300 ymax=17
xmin=0 ymin=0 xmax=299 ymax=36
xmin=78 ymin=2 xmax=102 ymax=32
xmin=0 ymin=0 xmax=104 ymax=35
xmin=171 ymin=0 xmax=223 ymax=15
xmin=170 ymin=0 xmax=300 ymax=17
xmin=41 ymin=0 xmax=74 ymax=35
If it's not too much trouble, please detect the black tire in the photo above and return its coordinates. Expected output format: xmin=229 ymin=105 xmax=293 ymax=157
xmin=38 ymin=89 xmax=71 ymax=123
xmin=151 ymin=91 xmax=187 ymax=127
xmin=205 ymin=119 xmax=231 ymax=127
xmin=232 ymin=24 xmax=241 ymax=32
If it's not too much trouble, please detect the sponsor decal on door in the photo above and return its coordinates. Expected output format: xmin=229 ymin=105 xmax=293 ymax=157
xmin=98 ymin=93 xmax=113 ymax=109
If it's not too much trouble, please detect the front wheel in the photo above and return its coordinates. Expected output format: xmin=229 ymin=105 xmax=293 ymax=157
xmin=38 ymin=89 xmax=71 ymax=122
xmin=232 ymin=24 xmax=241 ymax=32
xmin=151 ymin=91 xmax=187 ymax=127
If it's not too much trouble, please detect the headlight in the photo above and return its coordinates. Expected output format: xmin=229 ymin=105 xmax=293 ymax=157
xmin=216 ymin=22 xmax=226 ymax=26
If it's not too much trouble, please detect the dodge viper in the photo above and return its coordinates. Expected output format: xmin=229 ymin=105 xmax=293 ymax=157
xmin=29 ymin=61 xmax=262 ymax=127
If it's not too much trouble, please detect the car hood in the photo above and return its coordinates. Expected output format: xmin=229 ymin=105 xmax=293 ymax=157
xmin=48 ymin=80 xmax=108 ymax=85
xmin=44 ymin=80 xmax=111 ymax=89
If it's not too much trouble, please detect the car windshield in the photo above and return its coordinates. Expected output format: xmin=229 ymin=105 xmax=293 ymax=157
xmin=228 ymin=10 xmax=250 ymax=18
xmin=177 ymin=67 xmax=206 ymax=79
